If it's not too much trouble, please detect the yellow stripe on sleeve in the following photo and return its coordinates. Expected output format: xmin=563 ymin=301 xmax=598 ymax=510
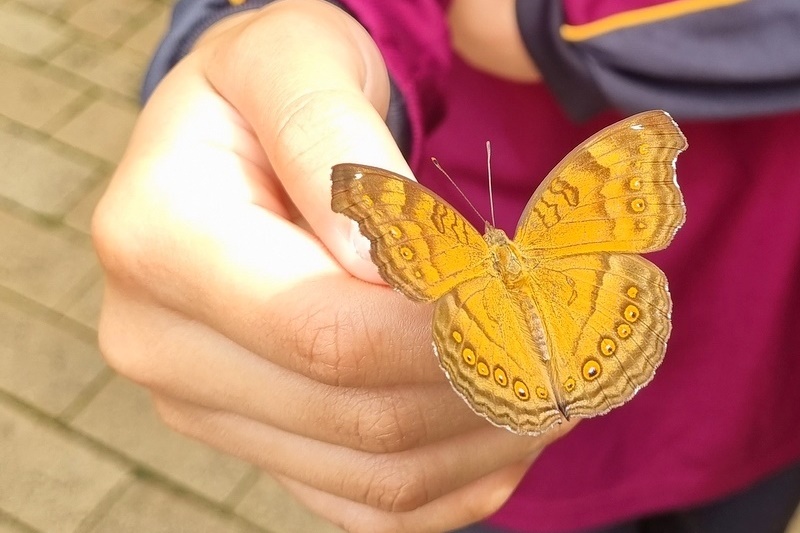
xmin=560 ymin=0 xmax=748 ymax=42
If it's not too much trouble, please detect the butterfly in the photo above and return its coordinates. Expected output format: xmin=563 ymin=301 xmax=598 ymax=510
xmin=330 ymin=110 xmax=687 ymax=435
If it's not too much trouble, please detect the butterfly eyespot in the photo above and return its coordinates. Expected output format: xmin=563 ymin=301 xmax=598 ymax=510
xmin=399 ymin=246 xmax=414 ymax=260
xmin=582 ymin=359 xmax=602 ymax=381
xmin=627 ymin=286 xmax=639 ymax=298
xmin=535 ymin=386 xmax=548 ymax=400
xmin=624 ymin=304 xmax=640 ymax=323
xmin=513 ymin=380 xmax=530 ymax=401
xmin=564 ymin=377 xmax=576 ymax=392
xmin=630 ymin=198 xmax=646 ymax=213
xmin=635 ymin=221 xmax=648 ymax=230
xmin=599 ymin=338 xmax=616 ymax=356
xmin=360 ymin=195 xmax=373 ymax=208
xmin=638 ymin=144 xmax=650 ymax=155
xmin=629 ymin=177 xmax=643 ymax=190
xmin=462 ymin=348 xmax=476 ymax=366
xmin=617 ymin=323 xmax=632 ymax=339
xmin=387 ymin=225 xmax=402 ymax=239
xmin=414 ymin=270 xmax=422 ymax=278
xmin=451 ymin=330 xmax=463 ymax=343
xmin=476 ymin=360 xmax=490 ymax=377
xmin=493 ymin=367 xmax=508 ymax=387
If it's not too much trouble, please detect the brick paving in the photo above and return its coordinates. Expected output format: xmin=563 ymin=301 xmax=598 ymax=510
xmin=0 ymin=0 xmax=343 ymax=531
xmin=0 ymin=0 xmax=798 ymax=532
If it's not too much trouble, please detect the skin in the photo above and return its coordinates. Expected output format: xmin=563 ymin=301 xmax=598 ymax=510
xmin=448 ymin=0 xmax=541 ymax=82
xmin=92 ymin=1 xmax=569 ymax=531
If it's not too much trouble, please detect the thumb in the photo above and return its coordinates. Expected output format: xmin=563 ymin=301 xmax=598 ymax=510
xmin=204 ymin=0 xmax=412 ymax=284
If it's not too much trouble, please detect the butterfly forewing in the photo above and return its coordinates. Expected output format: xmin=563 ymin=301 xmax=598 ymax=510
xmin=515 ymin=110 xmax=687 ymax=257
xmin=331 ymin=164 xmax=489 ymax=302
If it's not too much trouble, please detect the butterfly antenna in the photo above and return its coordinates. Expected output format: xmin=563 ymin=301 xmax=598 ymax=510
xmin=486 ymin=141 xmax=496 ymax=228
xmin=431 ymin=157 xmax=486 ymax=224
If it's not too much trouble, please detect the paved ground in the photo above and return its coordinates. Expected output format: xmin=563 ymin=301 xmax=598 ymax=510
xmin=0 ymin=0 xmax=799 ymax=532
xmin=0 ymin=0 xmax=345 ymax=530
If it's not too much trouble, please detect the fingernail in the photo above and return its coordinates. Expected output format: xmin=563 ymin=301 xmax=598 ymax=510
xmin=350 ymin=221 xmax=372 ymax=261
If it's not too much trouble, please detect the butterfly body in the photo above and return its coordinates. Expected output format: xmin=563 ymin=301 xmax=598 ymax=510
xmin=331 ymin=110 xmax=687 ymax=435
xmin=487 ymin=226 xmax=535 ymax=284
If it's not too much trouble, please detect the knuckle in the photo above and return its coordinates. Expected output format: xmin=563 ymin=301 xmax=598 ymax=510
xmin=95 ymin=290 xmax=167 ymax=388
xmin=474 ymin=496 xmax=507 ymax=522
xmin=96 ymin=316 xmax=128 ymax=375
xmin=272 ymin=88 xmax=351 ymax=164
xmin=96 ymin=307 xmax=151 ymax=384
xmin=91 ymin=173 xmax=172 ymax=291
xmin=91 ymin=191 xmax=142 ymax=279
xmin=364 ymin=458 xmax=432 ymax=513
xmin=151 ymin=396 xmax=182 ymax=429
xmin=288 ymin=297 xmax=374 ymax=385
xmin=468 ymin=476 xmax=521 ymax=524
xmin=353 ymin=393 xmax=428 ymax=453
xmin=150 ymin=396 xmax=198 ymax=437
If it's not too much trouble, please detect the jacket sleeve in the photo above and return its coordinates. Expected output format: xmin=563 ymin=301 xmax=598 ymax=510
xmin=141 ymin=0 xmax=451 ymax=166
xmin=516 ymin=0 xmax=800 ymax=121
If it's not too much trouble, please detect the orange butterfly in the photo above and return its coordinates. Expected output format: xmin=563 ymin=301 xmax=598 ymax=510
xmin=331 ymin=110 xmax=687 ymax=435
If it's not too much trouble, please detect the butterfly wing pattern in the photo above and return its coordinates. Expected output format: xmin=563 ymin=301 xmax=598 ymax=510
xmin=330 ymin=164 xmax=489 ymax=301
xmin=331 ymin=164 xmax=561 ymax=432
xmin=516 ymin=111 xmax=686 ymax=421
xmin=331 ymin=110 xmax=687 ymax=435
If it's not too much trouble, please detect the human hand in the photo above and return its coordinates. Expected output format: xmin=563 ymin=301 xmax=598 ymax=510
xmin=93 ymin=1 xmax=569 ymax=531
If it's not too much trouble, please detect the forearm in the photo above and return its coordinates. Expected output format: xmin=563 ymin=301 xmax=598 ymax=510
xmin=448 ymin=0 xmax=540 ymax=82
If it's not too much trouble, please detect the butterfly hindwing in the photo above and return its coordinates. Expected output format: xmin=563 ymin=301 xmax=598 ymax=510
xmin=331 ymin=164 xmax=488 ymax=302
xmin=515 ymin=110 xmax=687 ymax=256
xmin=433 ymin=276 xmax=562 ymax=434
xmin=529 ymin=253 xmax=672 ymax=418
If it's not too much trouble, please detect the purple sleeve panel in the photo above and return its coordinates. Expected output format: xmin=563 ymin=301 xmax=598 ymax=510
xmin=517 ymin=0 xmax=800 ymax=121
xmin=339 ymin=0 xmax=451 ymax=168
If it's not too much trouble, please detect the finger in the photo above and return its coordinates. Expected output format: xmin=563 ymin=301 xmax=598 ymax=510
xmin=96 ymin=199 xmax=442 ymax=388
xmin=151 ymin=394 xmax=570 ymax=513
xmin=100 ymin=284 xmax=487 ymax=452
xmin=96 ymin=104 xmax=438 ymax=388
xmin=94 ymin=6 xmax=436 ymax=388
xmin=273 ymin=459 xmax=533 ymax=533
xmin=203 ymin=0 xmax=412 ymax=283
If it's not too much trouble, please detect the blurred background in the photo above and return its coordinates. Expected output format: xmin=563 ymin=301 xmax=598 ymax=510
xmin=0 ymin=0 xmax=344 ymax=530
xmin=0 ymin=0 xmax=797 ymax=531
